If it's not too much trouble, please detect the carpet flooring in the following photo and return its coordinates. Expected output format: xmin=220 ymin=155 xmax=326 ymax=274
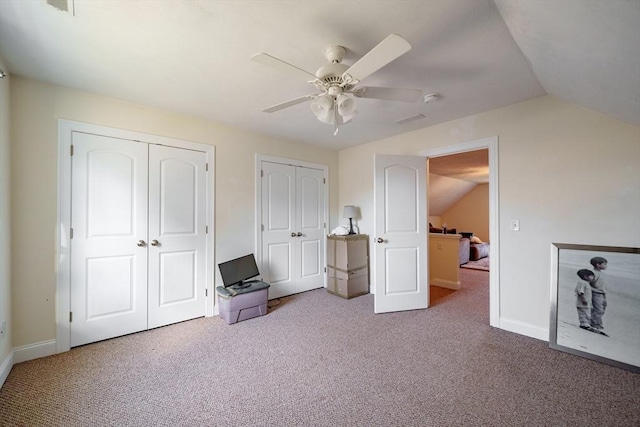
xmin=1 ymin=269 xmax=638 ymax=426
xmin=461 ymin=256 xmax=490 ymax=271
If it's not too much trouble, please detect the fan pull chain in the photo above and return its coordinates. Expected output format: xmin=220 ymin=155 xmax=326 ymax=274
xmin=333 ymin=99 xmax=339 ymax=136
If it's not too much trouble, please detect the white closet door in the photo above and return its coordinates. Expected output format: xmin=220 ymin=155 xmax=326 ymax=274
xmin=147 ymin=145 xmax=207 ymax=328
xmin=295 ymin=166 xmax=325 ymax=293
xmin=260 ymin=162 xmax=325 ymax=298
xmin=70 ymin=133 xmax=149 ymax=347
xmin=261 ymin=162 xmax=296 ymax=299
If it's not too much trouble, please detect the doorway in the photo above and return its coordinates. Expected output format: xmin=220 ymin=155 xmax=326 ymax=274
xmin=420 ymin=137 xmax=499 ymax=327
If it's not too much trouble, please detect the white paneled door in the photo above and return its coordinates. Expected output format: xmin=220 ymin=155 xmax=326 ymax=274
xmin=70 ymin=134 xmax=148 ymax=346
xmin=261 ymin=161 xmax=325 ymax=299
xmin=374 ymin=154 xmax=428 ymax=314
xmin=147 ymin=145 xmax=207 ymax=329
xmin=70 ymin=133 xmax=206 ymax=347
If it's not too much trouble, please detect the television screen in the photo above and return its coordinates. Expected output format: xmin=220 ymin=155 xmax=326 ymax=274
xmin=218 ymin=254 xmax=260 ymax=288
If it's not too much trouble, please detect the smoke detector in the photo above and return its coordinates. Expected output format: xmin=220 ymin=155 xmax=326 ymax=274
xmin=423 ymin=93 xmax=441 ymax=103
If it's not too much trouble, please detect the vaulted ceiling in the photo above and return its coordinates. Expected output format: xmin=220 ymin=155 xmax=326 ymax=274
xmin=0 ymin=1 xmax=638 ymax=150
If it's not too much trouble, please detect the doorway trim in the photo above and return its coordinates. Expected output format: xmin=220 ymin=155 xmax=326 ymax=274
xmin=418 ymin=136 xmax=499 ymax=327
xmin=56 ymin=119 xmax=215 ymax=353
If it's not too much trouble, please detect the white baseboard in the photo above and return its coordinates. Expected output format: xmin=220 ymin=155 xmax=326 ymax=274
xmin=13 ymin=339 xmax=57 ymax=364
xmin=0 ymin=350 xmax=13 ymax=389
xmin=430 ymin=279 xmax=461 ymax=290
xmin=499 ymin=317 xmax=548 ymax=341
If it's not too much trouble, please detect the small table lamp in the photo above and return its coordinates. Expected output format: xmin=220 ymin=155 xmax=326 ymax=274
xmin=343 ymin=205 xmax=357 ymax=235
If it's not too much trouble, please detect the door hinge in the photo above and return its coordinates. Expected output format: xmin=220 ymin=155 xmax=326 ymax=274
xmin=324 ymin=267 xmax=327 ymax=273
xmin=261 ymin=224 xmax=264 ymax=231
xmin=70 ymin=144 xmax=74 ymax=156
xmin=261 ymin=170 xmax=264 ymax=178
xmin=205 ymin=289 xmax=208 ymax=297
xmin=206 ymin=163 xmax=209 ymax=171
xmin=323 ymin=178 xmax=326 ymax=184
xmin=69 ymin=312 xmax=73 ymax=323
xmin=206 ymin=225 xmax=209 ymax=234
xmin=70 ymin=228 xmax=73 ymax=239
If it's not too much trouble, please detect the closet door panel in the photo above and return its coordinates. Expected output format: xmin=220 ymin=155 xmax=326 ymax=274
xmin=261 ymin=162 xmax=296 ymax=299
xmin=70 ymin=133 xmax=148 ymax=347
xmin=260 ymin=161 xmax=325 ymax=298
xmin=295 ymin=166 xmax=325 ymax=293
xmin=148 ymin=145 xmax=207 ymax=328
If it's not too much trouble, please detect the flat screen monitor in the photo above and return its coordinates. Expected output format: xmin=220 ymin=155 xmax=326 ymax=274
xmin=218 ymin=254 xmax=260 ymax=288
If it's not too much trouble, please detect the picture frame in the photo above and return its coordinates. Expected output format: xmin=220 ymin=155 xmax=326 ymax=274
xmin=550 ymin=243 xmax=640 ymax=373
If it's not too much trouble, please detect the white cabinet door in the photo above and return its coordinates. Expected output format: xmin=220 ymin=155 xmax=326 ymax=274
xmin=261 ymin=162 xmax=325 ymax=298
xmin=147 ymin=145 xmax=207 ymax=329
xmin=70 ymin=133 xmax=148 ymax=347
xmin=374 ymin=154 xmax=428 ymax=313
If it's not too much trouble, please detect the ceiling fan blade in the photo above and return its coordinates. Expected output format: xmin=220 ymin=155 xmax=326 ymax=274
xmin=262 ymin=94 xmax=317 ymax=113
xmin=251 ymin=53 xmax=317 ymax=80
xmin=353 ymin=86 xmax=422 ymax=102
xmin=342 ymin=34 xmax=411 ymax=83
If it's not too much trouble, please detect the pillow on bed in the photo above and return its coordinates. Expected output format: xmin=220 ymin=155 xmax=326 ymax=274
xmin=470 ymin=236 xmax=483 ymax=244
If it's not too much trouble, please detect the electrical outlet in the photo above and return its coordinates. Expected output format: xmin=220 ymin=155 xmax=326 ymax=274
xmin=511 ymin=219 xmax=520 ymax=231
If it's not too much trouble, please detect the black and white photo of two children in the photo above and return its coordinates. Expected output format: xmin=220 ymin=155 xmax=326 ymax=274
xmin=552 ymin=244 xmax=640 ymax=373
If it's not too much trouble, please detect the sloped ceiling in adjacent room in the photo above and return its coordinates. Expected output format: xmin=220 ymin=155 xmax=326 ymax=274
xmin=428 ymin=149 xmax=489 ymax=216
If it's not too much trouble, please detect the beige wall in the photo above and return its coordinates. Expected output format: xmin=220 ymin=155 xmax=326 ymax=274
xmin=339 ymin=95 xmax=640 ymax=337
xmin=429 ymin=234 xmax=461 ymax=290
xmin=10 ymin=76 xmax=339 ymax=349
xmin=442 ymin=184 xmax=489 ymax=242
xmin=0 ymin=59 xmax=11 ymax=378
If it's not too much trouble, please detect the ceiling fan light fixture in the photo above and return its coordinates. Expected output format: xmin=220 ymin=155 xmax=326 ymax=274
xmin=336 ymin=93 xmax=356 ymax=117
xmin=310 ymin=95 xmax=333 ymax=123
xmin=253 ymin=33 xmax=418 ymax=135
xmin=310 ymin=93 xmax=357 ymax=126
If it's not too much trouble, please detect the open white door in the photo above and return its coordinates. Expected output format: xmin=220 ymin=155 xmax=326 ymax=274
xmin=374 ymin=154 xmax=428 ymax=314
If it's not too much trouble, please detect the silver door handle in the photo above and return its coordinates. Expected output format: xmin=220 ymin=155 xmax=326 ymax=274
xmin=137 ymin=240 xmax=147 ymax=247
xmin=376 ymin=237 xmax=384 ymax=243
xmin=150 ymin=239 xmax=159 ymax=246
xmin=296 ymin=232 xmax=302 ymax=237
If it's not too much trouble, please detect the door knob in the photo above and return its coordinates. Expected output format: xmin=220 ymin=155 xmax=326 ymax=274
xmin=150 ymin=239 xmax=159 ymax=246
xmin=137 ymin=240 xmax=146 ymax=247
xmin=376 ymin=237 xmax=384 ymax=243
xmin=291 ymin=232 xmax=297 ymax=237
xmin=296 ymin=232 xmax=302 ymax=237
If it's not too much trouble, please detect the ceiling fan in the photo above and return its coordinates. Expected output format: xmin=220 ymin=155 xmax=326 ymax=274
xmin=251 ymin=34 xmax=423 ymax=135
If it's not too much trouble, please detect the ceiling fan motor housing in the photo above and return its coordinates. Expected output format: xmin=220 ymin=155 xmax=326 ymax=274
xmin=324 ymin=45 xmax=346 ymax=63
xmin=315 ymin=62 xmax=348 ymax=81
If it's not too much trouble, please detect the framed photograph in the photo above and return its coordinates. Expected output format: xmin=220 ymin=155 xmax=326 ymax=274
xmin=550 ymin=244 xmax=640 ymax=373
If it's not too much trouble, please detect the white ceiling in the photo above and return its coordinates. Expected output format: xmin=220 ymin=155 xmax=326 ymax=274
xmin=0 ymin=1 xmax=638 ymax=150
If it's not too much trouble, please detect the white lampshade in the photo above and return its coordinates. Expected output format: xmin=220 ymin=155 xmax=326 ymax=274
xmin=310 ymin=95 xmax=334 ymax=124
xmin=343 ymin=205 xmax=357 ymax=219
xmin=336 ymin=93 xmax=356 ymax=117
xmin=311 ymin=93 xmax=357 ymax=126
